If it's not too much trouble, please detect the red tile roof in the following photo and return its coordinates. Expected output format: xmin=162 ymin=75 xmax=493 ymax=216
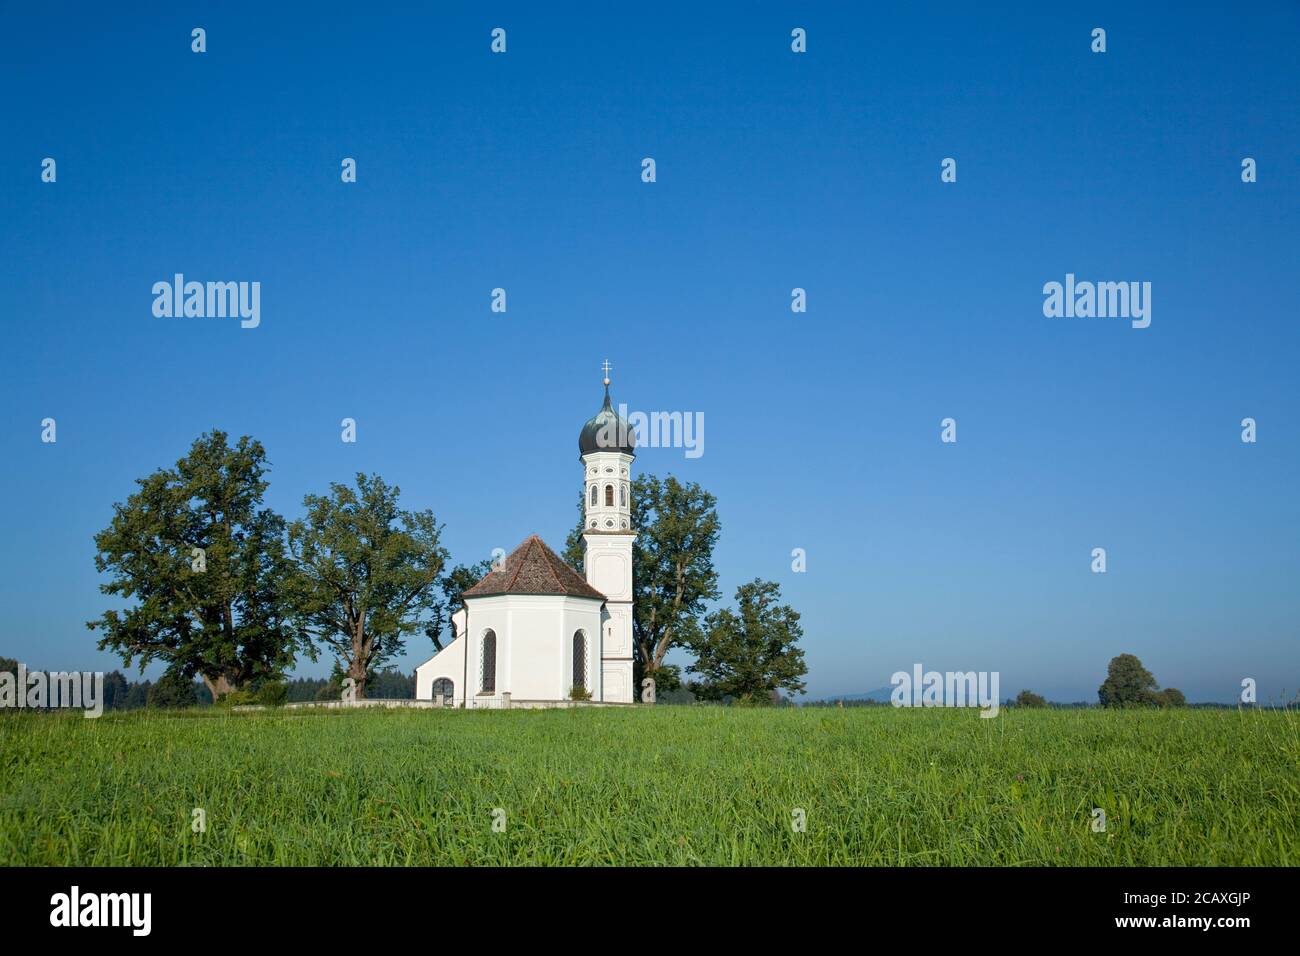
xmin=462 ymin=535 xmax=606 ymax=601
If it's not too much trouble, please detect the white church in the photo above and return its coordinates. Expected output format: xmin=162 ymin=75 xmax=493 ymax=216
xmin=414 ymin=370 xmax=637 ymax=706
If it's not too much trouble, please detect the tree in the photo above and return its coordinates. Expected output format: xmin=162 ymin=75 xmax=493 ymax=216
xmin=287 ymin=473 xmax=448 ymax=699
xmin=424 ymin=559 xmax=493 ymax=652
xmin=689 ymin=579 xmax=807 ymax=704
xmin=564 ymin=474 xmax=721 ymax=686
xmin=148 ymin=666 xmax=198 ymax=708
xmin=285 ymin=676 xmax=331 ymax=702
xmin=102 ymin=671 xmax=129 ymax=710
xmin=1098 ymin=653 xmax=1159 ymax=707
xmin=88 ymin=431 xmax=301 ymax=701
xmin=315 ymin=675 xmax=345 ymax=702
xmin=256 ymin=680 xmax=288 ymax=706
xmin=125 ymin=681 xmax=151 ymax=709
xmin=367 ymin=667 xmax=415 ymax=699
xmin=1015 ymin=689 xmax=1048 ymax=708
xmin=1156 ymin=687 xmax=1187 ymax=707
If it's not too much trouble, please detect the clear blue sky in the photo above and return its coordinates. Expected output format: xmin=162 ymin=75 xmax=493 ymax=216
xmin=2 ymin=3 xmax=1297 ymax=703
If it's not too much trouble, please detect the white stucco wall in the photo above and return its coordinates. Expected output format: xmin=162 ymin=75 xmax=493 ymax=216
xmin=584 ymin=531 xmax=635 ymax=703
xmin=414 ymin=608 xmax=465 ymax=701
xmin=414 ymin=623 xmax=465 ymax=702
xmin=415 ymin=594 xmax=604 ymax=705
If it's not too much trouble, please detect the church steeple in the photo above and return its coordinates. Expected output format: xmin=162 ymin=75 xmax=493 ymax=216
xmin=579 ymin=360 xmax=634 ymax=531
xmin=579 ymin=362 xmax=636 ymax=704
xmin=578 ymin=360 xmax=636 ymax=458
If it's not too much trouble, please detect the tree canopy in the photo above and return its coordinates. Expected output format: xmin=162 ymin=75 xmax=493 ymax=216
xmin=287 ymin=473 xmax=448 ymax=699
xmin=88 ymin=431 xmax=300 ymax=700
xmin=1156 ymin=687 xmax=1187 ymax=708
xmin=1098 ymin=653 xmax=1158 ymax=707
xmin=689 ymin=579 xmax=807 ymax=704
xmin=424 ymin=559 xmax=494 ymax=652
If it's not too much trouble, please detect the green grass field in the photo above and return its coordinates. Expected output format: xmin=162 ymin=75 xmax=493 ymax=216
xmin=1 ymin=705 xmax=1296 ymax=865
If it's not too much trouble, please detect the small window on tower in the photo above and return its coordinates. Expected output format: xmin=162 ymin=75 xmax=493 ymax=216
xmin=605 ymin=485 xmax=614 ymax=507
xmin=620 ymin=484 xmax=627 ymax=507
xmin=590 ymin=485 xmax=597 ymax=506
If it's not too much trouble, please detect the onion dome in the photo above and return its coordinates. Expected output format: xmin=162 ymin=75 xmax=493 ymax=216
xmin=579 ymin=377 xmax=635 ymax=456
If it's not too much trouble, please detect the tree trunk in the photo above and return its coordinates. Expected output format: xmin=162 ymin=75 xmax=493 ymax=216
xmin=349 ymin=620 xmax=368 ymax=700
xmin=348 ymin=659 xmax=367 ymax=700
xmin=202 ymin=673 xmax=236 ymax=701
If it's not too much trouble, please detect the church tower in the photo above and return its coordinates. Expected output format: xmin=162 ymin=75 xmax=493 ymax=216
xmin=578 ymin=362 xmax=636 ymax=703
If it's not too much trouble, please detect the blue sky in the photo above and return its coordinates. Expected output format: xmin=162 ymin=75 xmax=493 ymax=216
xmin=2 ymin=2 xmax=1297 ymax=702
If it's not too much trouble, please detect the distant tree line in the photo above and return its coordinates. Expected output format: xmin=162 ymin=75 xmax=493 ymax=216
xmin=0 ymin=658 xmax=206 ymax=711
xmin=1 ymin=657 xmax=417 ymax=711
xmin=807 ymin=653 xmax=1194 ymax=708
xmin=283 ymin=669 xmax=415 ymax=702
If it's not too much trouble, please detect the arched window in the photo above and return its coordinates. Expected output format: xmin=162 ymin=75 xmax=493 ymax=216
xmin=431 ymin=678 xmax=453 ymax=704
xmin=590 ymin=484 xmax=597 ymax=506
xmin=605 ymin=484 xmax=614 ymax=507
xmin=572 ymin=631 xmax=586 ymax=690
xmin=480 ymin=630 xmax=496 ymax=694
xmin=620 ymin=483 xmax=627 ymax=507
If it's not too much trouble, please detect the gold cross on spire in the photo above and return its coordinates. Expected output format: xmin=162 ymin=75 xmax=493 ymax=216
xmin=601 ymin=359 xmax=612 ymax=386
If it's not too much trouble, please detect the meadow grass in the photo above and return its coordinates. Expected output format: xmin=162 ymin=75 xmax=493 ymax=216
xmin=1 ymin=705 xmax=1296 ymax=865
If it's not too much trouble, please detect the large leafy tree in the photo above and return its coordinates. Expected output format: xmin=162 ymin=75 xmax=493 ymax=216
xmin=424 ymin=559 xmax=493 ymax=652
xmin=1097 ymin=653 xmax=1159 ymax=707
xmin=287 ymin=473 xmax=448 ymax=699
xmin=564 ymin=474 xmax=720 ymax=688
xmin=88 ymin=431 xmax=299 ymax=700
xmin=689 ymin=579 xmax=807 ymax=703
